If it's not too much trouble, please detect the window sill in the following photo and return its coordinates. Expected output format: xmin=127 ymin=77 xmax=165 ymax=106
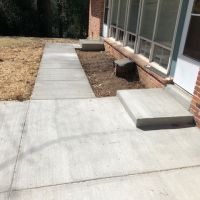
xmin=104 ymin=38 xmax=173 ymax=85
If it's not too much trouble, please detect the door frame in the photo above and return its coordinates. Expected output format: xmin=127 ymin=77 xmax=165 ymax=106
xmin=174 ymin=0 xmax=200 ymax=94
xmin=102 ymin=0 xmax=112 ymax=37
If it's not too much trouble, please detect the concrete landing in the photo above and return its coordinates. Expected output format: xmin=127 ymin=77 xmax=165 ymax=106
xmin=32 ymin=43 xmax=94 ymax=100
xmin=0 ymin=102 xmax=28 ymax=193
xmin=117 ymin=88 xmax=194 ymax=128
xmin=80 ymin=39 xmax=105 ymax=51
xmin=12 ymin=97 xmax=136 ymax=190
xmin=9 ymin=98 xmax=200 ymax=195
xmin=1 ymin=95 xmax=200 ymax=199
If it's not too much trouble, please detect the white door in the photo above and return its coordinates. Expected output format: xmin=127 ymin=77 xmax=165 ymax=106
xmin=174 ymin=0 xmax=200 ymax=94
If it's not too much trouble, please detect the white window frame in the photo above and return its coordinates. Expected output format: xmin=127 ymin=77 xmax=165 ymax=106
xmin=125 ymin=0 xmax=143 ymax=52
xmin=109 ymin=0 xmax=129 ymax=46
xmin=136 ymin=0 xmax=183 ymax=74
xmin=107 ymin=0 xmax=183 ymax=75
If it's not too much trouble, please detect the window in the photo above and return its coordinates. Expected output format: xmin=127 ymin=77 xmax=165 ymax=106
xmin=154 ymin=0 xmax=180 ymax=48
xmin=184 ymin=0 xmax=200 ymax=61
xmin=110 ymin=26 xmax=117 ymax=38
xmin=110 ymin=0 xmax=128 ymax=43
xmin=117 ymin=29 xmax=124 ymax=43
xmin=138 ymin=0 xmax=181 ymax=70
xmin=127 ymin=0 xmax=140 ymax=34
xmin=126 ymin=34 xmax=136 ymax=49
xmin=126 ymin=0 xmax=140 ymax=49
xmin=139 ymin=39 xmax=151 ymax=58
xmin=108 ymin=0 xmax=182 ymax=73
xmin=118 ymin=0 xmax=128 ymax=29
xmin=140 ymin=0 xmax=158 ymax=40
xmin=152 ymin=46 xmax=171 ymax=69
xmin=104 ymin=0 xmax=110 ymax=24
xmin=111 ymin=0 xmax=119 ymax=26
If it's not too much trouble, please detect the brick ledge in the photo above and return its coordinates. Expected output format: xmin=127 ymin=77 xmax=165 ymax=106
xmin=104 ymin=38 xmax=173 ymax=85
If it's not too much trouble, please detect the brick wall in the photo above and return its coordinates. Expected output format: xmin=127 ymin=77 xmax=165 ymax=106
xmin=88 ymin=0 xmax=105 ymax=39
xmin=104 ymin=40 xmax=166 ymax=88
xmin=190 ymin=70 xmax=200 ymax=127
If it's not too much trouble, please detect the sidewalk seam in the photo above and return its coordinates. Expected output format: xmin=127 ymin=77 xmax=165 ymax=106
xmin=10 ymin=164 xmax=200 ymax=193
xmin=8 ymin=101 xmax=31 ymax=200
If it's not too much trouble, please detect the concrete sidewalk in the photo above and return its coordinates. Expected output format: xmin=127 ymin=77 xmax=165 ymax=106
xmin=1 ymin=43 xmax=200 ymax=200
xmin=32 ymin=43 xmax=94 ymax=100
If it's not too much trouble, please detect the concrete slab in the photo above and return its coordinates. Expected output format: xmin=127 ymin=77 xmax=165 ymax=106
xmin=39 ymin=61 xmax=82 ymax=69
xmin=11 ymin=98 xmax=136 ymax=190
xmin=10 ymin=162 xmax=200 ymax=200
xmin=32 ymin=43 xmax=94 ymax=100
xmin=72 ymin=43 xmax=81 ymax=49
xmin=22 ymin=97 xmax=136 ymax=137
xmin=44 ymin=47 xmax=76 ymax=54
xmin=0 ymin=192 xmax=8 ymax=200
xmin=44 ymin=43 xmax=75 ymax=49
xmin=41 ymin=54 xmax=78 ymax=64
xmin=0 ymin=102 xmax=28 ymax=193
xmin=41 ymin=44 xmax=79 ymax=65
xmin=80 ymin=39 xmax=105 ymax=51
xmin=117 ymin=88 xmax=194 ymax=128
xmin=12 ymin=105 xmax=200 ymax=190
xmin=37 ymin=69 xmax=87 ymax=81
xmin=43 ymin=44 xmax=77 ymax=56
xmin=32 ymin=81 xmax=94 ymax=99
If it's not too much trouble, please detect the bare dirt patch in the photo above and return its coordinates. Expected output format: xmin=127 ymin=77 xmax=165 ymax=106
xmin=76 ymin=50 xmax=144 ymax=97
xmin=0 ymin=37 xmax=78 ymax=101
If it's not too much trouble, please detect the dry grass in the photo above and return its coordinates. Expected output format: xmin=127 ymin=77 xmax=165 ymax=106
xmin=0 ymin=37 xmax=78 ymax=101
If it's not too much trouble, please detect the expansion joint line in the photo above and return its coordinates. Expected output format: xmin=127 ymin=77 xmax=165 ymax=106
xmin=8 ymin=100 xmax=31 ymax=200
xmin=10 ymin=164 xmax=200 ymax=194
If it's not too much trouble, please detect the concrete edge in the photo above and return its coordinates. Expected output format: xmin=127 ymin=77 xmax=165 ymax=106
xmin=117 ymin=90 xmax=137 ymax=125
xmin=117 ymin=89 xmax=195 ymax=128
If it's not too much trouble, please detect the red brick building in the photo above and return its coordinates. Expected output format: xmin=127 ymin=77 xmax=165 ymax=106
xmin=88 ymin=0 xmax=200 ymax=127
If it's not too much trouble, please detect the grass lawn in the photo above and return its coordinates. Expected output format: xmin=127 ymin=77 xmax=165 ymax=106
xmin=0 ymin=37 xmax=78 ymax=101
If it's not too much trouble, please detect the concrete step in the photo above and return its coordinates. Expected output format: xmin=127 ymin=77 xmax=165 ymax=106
xmin=165 ymin=84 xmax=192 ymax=111
xmin=80 ymin=39 xmax=105 ymax=51
xmin=117 ymin=88 xmax=194 ymax=128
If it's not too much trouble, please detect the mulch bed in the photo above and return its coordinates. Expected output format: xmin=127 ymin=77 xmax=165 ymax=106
xmin=76 ymin=50 xmax=144 ymax=97
xmin=0 ymin=37 xmax=78 ymax=101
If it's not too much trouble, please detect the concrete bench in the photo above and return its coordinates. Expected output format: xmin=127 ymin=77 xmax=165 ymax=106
xmin=80 ymin=39 xmax=105 ymax=51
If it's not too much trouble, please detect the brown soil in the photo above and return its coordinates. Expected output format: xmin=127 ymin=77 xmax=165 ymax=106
xmin=76 ymin=50 xmax=144 ymax=97
xmin=0 ymin=37 xmax=78 ymax=101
